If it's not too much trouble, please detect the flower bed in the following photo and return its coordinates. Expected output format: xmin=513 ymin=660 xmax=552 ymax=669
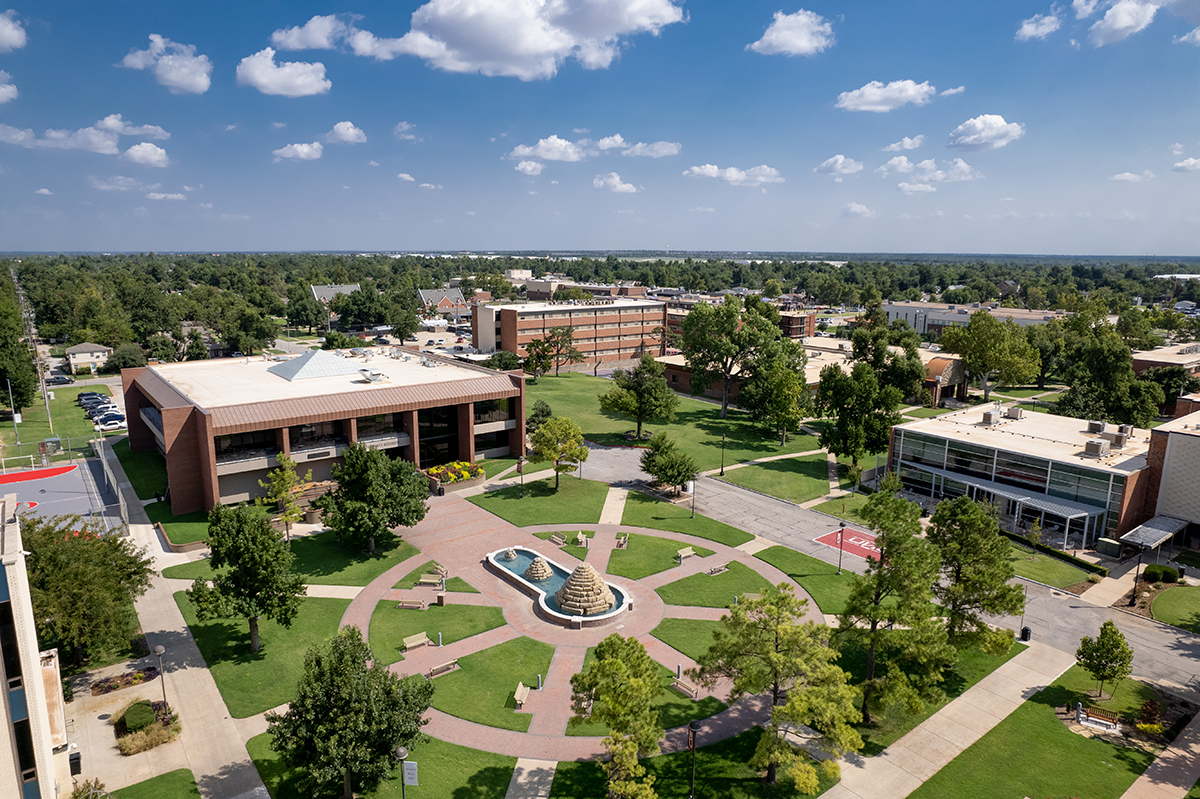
xmin=90 ymin=667 xmax=159 ymax=696
xmin=113 ymin=699 xmax=181 ymax=755
xmin=426 ymin=461 xmax=484 ymax=484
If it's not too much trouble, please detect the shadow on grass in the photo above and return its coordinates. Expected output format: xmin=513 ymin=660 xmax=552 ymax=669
xmin=452 ymin=766 xmax=516 ymax=799
xmin=287 ymin=530 xmax=405 ymax=580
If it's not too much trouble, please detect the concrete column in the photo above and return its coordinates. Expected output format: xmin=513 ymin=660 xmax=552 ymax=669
xmin=276 ymin=427 xmax=290 ymax=457
xmin=509 ymin=379 xmax=527 ymax=458
xmin=402 ymin=409 xmax=420 ymax=468
xmin=346 ymin=417 xmax=358 ymax=444
xmin=458 ymin=403 xmax=475 ymax=462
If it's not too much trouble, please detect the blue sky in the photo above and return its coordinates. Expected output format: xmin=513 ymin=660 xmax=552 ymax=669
xmin=2 ymin=0 xmax=1199 ymax=255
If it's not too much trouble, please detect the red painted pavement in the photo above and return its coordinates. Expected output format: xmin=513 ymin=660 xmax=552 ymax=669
xmin=0 ymin=464 xmax=76 ymax=484
xmin=814 ymin=528 xmax=880 ymax=561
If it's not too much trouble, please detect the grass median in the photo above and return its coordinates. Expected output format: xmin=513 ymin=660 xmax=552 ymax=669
xmin=718 ymin=454 xmax=833 ymax=505
xmin=607 ymin=534 xmax=714 ymax=580
xmin=112 ymin=768 xmax=200 ymax=799
xmin=468 ymin=476 xmax=609 ymax=527
xmin=754 ymin=545 xmax=855 ymax=616
xmin=369 ymin=601 xmax=507 ymax=665
xmin=621 ymin=492 xmax=753 ymax=547
xmin=429 ymin=636 xmax=555 ymax=732
xmin=656 ymin=562 xmax=776 ymax=608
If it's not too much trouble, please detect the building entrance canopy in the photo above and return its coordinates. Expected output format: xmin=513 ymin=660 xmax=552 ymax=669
xmin=1120 ymin=515 xmax=1189 ymax=550
xmin=902 ymin=461 xmax=1107 ymax=522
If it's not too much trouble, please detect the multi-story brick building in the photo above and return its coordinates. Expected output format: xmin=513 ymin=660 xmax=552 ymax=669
xmin=122 ymin=348 xmax=525 ymax=515
xmin=472 ymin=298 xmax=667 ymax=370
xmin=524 ymin=279 xmax=648 ymax=302
xmin=779 ymin=311 xmax=817 ymax=340
xmin=883 ymin=300 xmax=1070 ymax=336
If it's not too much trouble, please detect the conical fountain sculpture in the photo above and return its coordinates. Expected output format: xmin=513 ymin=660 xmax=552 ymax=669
xmin=555 ymin=563 xmax=616 ymax=616
xmin=524 ymin=556 xmax=553 ymax=582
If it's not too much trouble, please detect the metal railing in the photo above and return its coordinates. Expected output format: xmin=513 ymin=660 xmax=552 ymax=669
xmin=0 ymin=434 xmax=102 ymax=472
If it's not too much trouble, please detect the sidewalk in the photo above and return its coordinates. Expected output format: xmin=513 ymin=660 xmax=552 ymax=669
xmin=1079 ymin=557 xmax=1140 ymax=608
xmin=823 ymin=642 xmax=1077 ymax=799
xmin=1120 ymin=710 xmax=1200 ymax=799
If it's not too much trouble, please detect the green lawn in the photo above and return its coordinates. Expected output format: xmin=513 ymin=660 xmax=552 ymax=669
xmin=391 ymin=560 xmax=478 ymax=592
xmin=902 ymin=406 xmax=956 ymax=418
xmin=606 ymin=533 xmax=714 ymax=580
xmin=532 ymin=530 xmax=593 ymax=562
xmin=907 ymin=669 xmax=1156 ymax=799
xmin=755 ymin=545 xmax=856 ymax=616
xmin=368 ymin=601 xmax=507 ymax=665
xmin=1153 ymin=586 xmax=1200 ymax=635
xmin=650 ymin=617 xmax=724 ymax=662
xmin=114 ymin=438 xmax=168 ymax=499
xmin=468 ymin=476 xmax=609 ymax=527
xmin=0 ymin=384 xmax=120 ymax=447
xmin=480 ymin=456 xmax=519 ymax=479
xmin=526 ymin=373 xmax=820 ymax=471
xmin=249 ymin=731 xmax=517 ymax=799
xmin=840 ymin=640 xmax=1027 ymax=756
xmin=1007 ymin=540 xmax=1090 ymax=589
xmin=656 ymin=562 xmax=776 ymax=608
xmin=113 ymin=768 xmax=200 ymax=799
xmin=430 ymin=636 xmax=555 ymax=732
xmin=162 ymin=530 xmax=419 ymax=587
xmin=992 ymin=385 xmax=1050 ymax=398
xmin=1053 ymin=664 xmax=1161 ymax=716
xmin=621 ymin=492 xmax=754 ymax=547
xmin=810 ymin=493 xmax=873 ymax=524
xmin=1169 ymin=549 xmax=1200 ymax=571
xmin=550 ymin=729 xmax=838 ymax=798
xmin=719 ymin=454 xmax=832 ymax=505
xmin=175 ymin=593 xmax=350 ymax=718
xmin=145 ymin=501 xmax=212 ymax=545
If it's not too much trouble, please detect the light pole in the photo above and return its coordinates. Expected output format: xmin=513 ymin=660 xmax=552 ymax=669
xmin=687 ymin=719 xmax=701 ymax=798
xmin=152 ymin=645 xmax=167 ymax=705
xmin=517 ymin=456 xmax=525 ymax=499
xmin=1129 ymin=544 xmax=1147 ymax=607
xmin=837 ymin=521 xmax=846 ymax=575
xmin=719 ymin=431 xmax=726 ymax=476
xmin=690 ymin=474 xmax=697 ymax=519
xmin=395 ymin=746 xmax=408 ymax=799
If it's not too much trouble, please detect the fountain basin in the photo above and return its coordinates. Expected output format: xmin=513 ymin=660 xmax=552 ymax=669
xmin=486 ymin=546 xmax=630 ymax=628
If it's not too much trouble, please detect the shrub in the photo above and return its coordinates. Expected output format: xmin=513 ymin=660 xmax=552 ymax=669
xmin=1143 ymin=564 xmax=1179 ymax=584
xmin=113 ymin=700 xmax=180 ymax=756
xmin=72 ymin=779 xmax=107 ymax=799
xmin=1140 ymin=699 xmax=1161 ymax=723
xmin=62 ymin=680 xmax=73 ymax=703
xmin=1137 ymin=722 xmax=1164 ymax=736
xmin=1087 ymin=573 xmax=1103 ymax=584
xmin=123 ymin=700 xmax=156 ymax=733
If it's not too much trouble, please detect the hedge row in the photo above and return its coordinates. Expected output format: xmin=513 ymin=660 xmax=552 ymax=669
xmin=1001 ymin=530 xmax=1110 ymax=578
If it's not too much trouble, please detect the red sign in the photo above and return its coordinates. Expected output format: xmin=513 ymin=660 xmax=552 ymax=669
xmin=814 ymin=529 xmax=881 ymax=561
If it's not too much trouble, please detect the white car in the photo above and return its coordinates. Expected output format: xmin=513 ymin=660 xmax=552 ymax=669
xmin=94 ymin=418 xmax=128 ymax=432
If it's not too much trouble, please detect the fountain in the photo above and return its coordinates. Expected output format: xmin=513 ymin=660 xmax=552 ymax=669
xmin=487 ymin=546 xmax=629 ymax=627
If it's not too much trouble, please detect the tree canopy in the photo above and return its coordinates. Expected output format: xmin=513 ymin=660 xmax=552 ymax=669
xmin=546 ymin=326 xmax=585 ymax=376
xmin=528 ymin=416 xmax=589 ymax=489
xmin=570 ymin=633 xmax=664 ymax=755
xmin=940 ymin=311 xmax=1040 ymax=401
xmin=814 ymin=361 xmax=902 ymax=469
xmin=1075 ymin=620 xmax=1133 ymax=698
xmin=679 ymin=296 xmax=779 ymax=418
xmin=1057 ymin=324 xmax=1165 ymax=427
xmin=312 ymin=444 xmax=429 ymax=554
xmin=598 ymin=353 xmax=679 ymax=439
xmin=638 ymin=433 xmax=696 ymax=495
xmin=256 ymin=453 xmax=313 ymax=541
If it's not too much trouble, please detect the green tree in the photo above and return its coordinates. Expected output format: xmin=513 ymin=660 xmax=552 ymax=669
xmin=836 ymin=474 xmax=953 ymax=724
xmin=184 ymin=329 xmax=209 ymax=360
xmin=679 ymin=296 xmax=778 ymax=418
xmin=107 ymin=342 xmax=147 ymax=371
xmin=598 ymin=353 xmax=679 ymax=439
xmin=1116 ymin=308 xmax=1163 ymax=351
xmin=602 ymin=736 xmax=658 ymax=799
xmin=689 ymin=585 xmax=861 ymax=788
xmin=763 ymin=278 xmax=784 ymax=298
xmin=267 ymin=626 xmax=433 ymax=799
xmin=528 ymin=416 xmax=589 ymax=489
xmin=145 ymin=333 xmax=178 ymax=362
xmin=638 ymin=433 xmax=695 ymax=495
xmin=1057 ymin=325 xmax=1165 ymax=427
xmin=321 ymin=330 xmax=358 ymax=350
xmin=940 ymin=312 xmax=1040 ymax=400
xmin=547 ymin=326 xmax=585 ymax=376
xmin=1138 ymin=365 xmax=1200 ymax=411
xmin=286 ymin=292 xmax=326 ymax=333
xmin=256 ymin=453 xmax=313 ymax=543
xmin=926 ymin=497 xmax=1024 ymax=654
xmin=1075 ymin=620 xmax=1133 ymax=699
xmin=523 ymin=338 xmax=554 ymax=382
xmin=1024 ymin=320 xmax=1066 ymax=390
xmin=186 ymin=504 xmax=307 ymax=653
xmin=312 ymin=443 xmax=429 ymax=555
xmin=483 ymin=350 xmax=522 ymax=371
xmin=526 ymin=398 xmax=553 ymax=438
xmin=738 ymin=339 xmax=810 ymax=445
xmin=570 ymin=633 xmax=663 ymax=755
xmin=814 ymin=362 xmax=902 ymax=469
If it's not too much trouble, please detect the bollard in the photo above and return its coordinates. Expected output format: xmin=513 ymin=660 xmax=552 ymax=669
xmin=677 ymin=664 xmax=682 ymax=678
xmin=733 ymin=595 xmax=738 ymax=605
xmin=538 ymin=673 xmax=543 ymax=690
xmin=438 ymin=632 xmax=442 ymax=647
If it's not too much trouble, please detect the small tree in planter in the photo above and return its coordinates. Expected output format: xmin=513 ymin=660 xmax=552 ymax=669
xmin=256 ymin=454 xmax=312 ymax=544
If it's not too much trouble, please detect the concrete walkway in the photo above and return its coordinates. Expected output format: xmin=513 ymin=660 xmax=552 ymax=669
xmin=1120 ymin=710 xmax=1200 ymax=798
xmin=598 ymin=486 xmax=628 ymax=525
xmin=505 ymin=758 xmax=558 ymax=799
xmin=823 ymin=642 xmax=1077 ymax=799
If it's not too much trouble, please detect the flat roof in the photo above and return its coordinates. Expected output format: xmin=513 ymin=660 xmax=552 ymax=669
xmin=1150 ymin=410 xmax=1200 ymax=435
xmin=895 ymin=405 xmax=1151 ymax=475
xmin=884 ymin=300 xmax=1064 ymax=324
xmin=495 ymin=298 xmax=664 ymax=313
xmin=1132 ymin=343 xmax=1200 ymax=366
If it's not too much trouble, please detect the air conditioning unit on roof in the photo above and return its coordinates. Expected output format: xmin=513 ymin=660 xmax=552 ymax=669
xmin=1087 ymin=420 xmax=1105 ymax=434
xmin=1085 ymin=438 xmax=1110 ymax=456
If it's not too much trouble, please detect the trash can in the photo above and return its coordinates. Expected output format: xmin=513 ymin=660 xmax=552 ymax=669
xmin=436 ymin=592 xmax=446 ymax=607
xmin=1020 ymin=626 xmax=1032 ymax=642
xmin=437 ymin=486 xmax=446 ymax=497
xmin=69 ymin=752 xmax=81 ymax=776
xmin=1179 ymin=565 xmax=1187 ymax=579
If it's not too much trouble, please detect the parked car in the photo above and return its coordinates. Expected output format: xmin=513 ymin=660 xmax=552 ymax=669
xmin=94 ymin=413 xmax=126 ymax=425
xmin=94 ymin=419 xmax=128 ymax=432
xmin=373 ymin=337 xmax=389 ymax=345
xmin=77 ymin=392 xmax=106 ymax=402
xmin=81 ymin=399 xmax=113 ymax=410
xmin=230 ymin=351 xmax=244 ymax=358
xmin=425 ymin=339 xmax=436 ymax=345
xmin=46 ymin=375 xmax=74 ymax=385
xmin=87 ymin=405 xmax=119 ymax=419
xmin=80 ymin=395 xmax=111 ymax=407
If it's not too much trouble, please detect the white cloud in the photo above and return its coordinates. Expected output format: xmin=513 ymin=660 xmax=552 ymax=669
xmin=0 ymin=10 xmax=26 ymax=52
xmin=1172 ymin=142 xmax=1185 ymax=155
xmin=1074 ymin=0 xmax=1101 ymax=18
xmin=1173 ymin=157 xmax=1200 ymax=171
xmin=271 ymin=15 xmax=349 ymax=50
xmin=397 ymin=172 xmax=416 ymax=181
xmin=510 ymin=135 xmax=584 ymax=162
xmin=688 ymin=207 xmax=714 ymax=213
xmin=573 ymin=127 xmax=589 ymax=134
xmin=940 ymin=85 xmax=965 ymax=96
xmin=876 ymin=156 xmax=915 ymax=176
xmin=34 ymin=188 xmax=51 ymax=195
xmin=198 ymin=202 xmax=213 ymax=209
xmin=836 ymin=79 xmax=937 ymax=112
xmin=947 ymin=114 xmax=1025 ymax=150
xmin=747 ymin=9 xmax=834 ymax=56
xmin=393 ymin=121 xmax=417 ymax=140
xmin=145 ymin=192 xmax=185 ymax=200
xmin=225 ymin=124 xmax=237 ymax=131
xmin=682 ymin=163 xmax=784 ymax=187
xmin=272 ymin=141 xmax=323 ymax=162
xmin=96 ymin=114 xmax=170 ymax=140
xmin=515 ymin=160 xmax=545 ymax=176
xmin=419 ymin=183 xmax=442 ymax=189
xmin=272 ymin=122 xmax=287 ymax=128
xmin=941 ymin=158 xmax=982 ymax=181
xmin=884 ymin=135 xmax=924 ymax=152
xmin=120 ymin=34 xmax=213 ymax=94
xmin=1089 ymin=0 xmax=1159 ymax=46
xmin=122 ymin=142 xmax=169 ymax=167
xmin=1177 ymin=26 xmax=1200 ymax=43
xmin=236 ymin=48 xmax=331 ymax=97
xmin=0 ymin=114 xmax=168 ymax=156
xmin=368 ymin=160 xmax=380 ymax=166
xmin=622 ymin=140 xmax=680 ymax=157
xmin=89 ymin=175 xmax=142 ymax=191
xmin=1016 ymin=13 xmax=1062 ymax=41
xmin=0 ymin=70 xmax=15 ymax=104
xmin=327 ymin=121 xmax=367 ymax=143
xmin=593 ymin=172 xmax=636 ymax=193
xmin=302 ymin=0 xmax=686 ymax=81
xmin=843 ymin=202 xmax=875 ymax=218
xmin=814 ymin=154 xmax=864 ymax=175
xmin=1111 ymin=170 xmax=1155 ymax=181
xmin=899 ymin=182 xmax=938 ymax=194
xmin=598 ymin=134 xmax=626 ymax=150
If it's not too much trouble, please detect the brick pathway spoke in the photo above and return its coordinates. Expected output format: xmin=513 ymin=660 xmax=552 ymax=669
xmin=662 ymin=605 xmax=728 ymax=621
xmin=524 ymin=645 xmax=587 ymax=737
xmin=388 ymin=625 xmax=521 ymax=679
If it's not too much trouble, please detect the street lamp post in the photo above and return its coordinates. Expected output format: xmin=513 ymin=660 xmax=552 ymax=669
xmin=837 ymin=521 xmax=846 ymax=576
xmin=1129 ymin=544 xmax=1147 ymax=607
xmin=687 ymin=719 xmax=701 ymax=798
xmin=719 ymin=432 xmax=726 ymax=476
xmin=517 ymin=456 xmax=525 ymax=499
xmin=152 ymin=645 xmax=167 ymax=705
xmin=395 ymin=746 xmax=408 ymax=799
xmin=691 ymin=474 xmax=697 ymax=519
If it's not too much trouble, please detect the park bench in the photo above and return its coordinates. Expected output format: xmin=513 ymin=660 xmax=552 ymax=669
xmin=427 ymin=659 xmax=459 ymax=678
xmin=514 ymin=682 xmax=531 ymax=709
xmin=615 ymin=534 xmax=628 ymax=549
xmin=396 ymin=599 xmax=425 ymax=610
xmin=417 ymin=574 xmax=443 ymax=587
xmin=549 ymin=533 xmax=567 ymax=546
xmin=708 ymin=563 xmax=729 ymax=576
xmin=678 ymin=546 xmax=696 ymax=562
xmin=672 ymin=678 xmax=699 ymax=699
xmin=433 ymin=564 xmax=449 ymax=578
xmin=403 ymin=632 xmax=430 ymax=651
xmin=576 ymin=533 xmax=589 ymax=547
xmin=1084 ymin=706 xmax=1121 ymax=725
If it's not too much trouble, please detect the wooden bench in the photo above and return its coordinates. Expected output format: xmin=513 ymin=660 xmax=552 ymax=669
xmin=672 ymin=678 xmax=699 ymax=699
xmin=615 ymin=534 xmax=628 ymax=550
xmin=417 ymin=574 xmax=443 ymax=587
xmin=678 ymin=546 xmax=696 ymax=562
xmin=433 ymin=564 xmax=449 ymax=578
xmin=549 ymin=534 xmax=567 ymax=546
xmin=427 ymin=659 xmax=458 ymax=678
xmin=708 ymin=563 xmax=729 ymax=576
xmin=396 ymin=599 xmax=425 ymax=610
xmin=403 ymin=632 xmax=430 ymax=651
xmin=576 ymin=534 xmax=589 ymax=547
xmin=514 ymin=682 xmax=531 ymax=709
xmin=1084 ymin=706 xmax=1121 ymax=725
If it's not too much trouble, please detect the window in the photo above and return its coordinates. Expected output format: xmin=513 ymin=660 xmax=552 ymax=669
xmin=290 ymin=421 xmax=343 ymax=449
xmin=357 ymin=413 xmax=403 ymax=438
xmin=474 ymin=399 xmax=512 ymax=425
xmin=216 ymin=429 xmax=277 ymax=458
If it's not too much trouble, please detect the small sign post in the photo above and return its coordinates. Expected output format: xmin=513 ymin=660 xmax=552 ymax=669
xmin=403 ymin=761 xmax=418 ymax=786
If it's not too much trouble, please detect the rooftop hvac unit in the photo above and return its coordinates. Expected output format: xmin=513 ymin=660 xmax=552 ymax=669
xmin=1182 ymin=344 xmax=1200 ymax=355
xmin=948 ymin=304 xmax=956 ymax=310
xmin=1118 ymin=423 xmax=1134 ymax=435
xmin=359 ymin=369 xmax=384 ymax=383
xmin=1087 ymin=420 xmax=1105 ymax=434
xmin=1005 ymin=406 xmax=1024 ymax=420
xmin=838 ymin=342 xmax=852 ymax=351
xmin=1085 ymin=438 xmax=1110 ymax=456
xmin=1112 ymin=433 xmax=1129 ymax=448
xmin=982 ymin=409 xmax=1002 ymax=424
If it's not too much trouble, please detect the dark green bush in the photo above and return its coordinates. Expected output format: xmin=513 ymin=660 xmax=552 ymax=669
xmin=1143 ymin=564 xmax=1178 ymax=584
xmin=123 ymin=700 xmax=156 ymax=733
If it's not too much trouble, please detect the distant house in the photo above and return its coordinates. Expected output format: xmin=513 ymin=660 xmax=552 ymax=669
xmin=310 ymin=284 xmax=361 ymax=306
xmin=419 ymin=288 xmax=470 ymax=321
xmin=997 ymin=280 xmax=1021 ymax=298
xmin=65 ymin=342 xmax=112 ymax=374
